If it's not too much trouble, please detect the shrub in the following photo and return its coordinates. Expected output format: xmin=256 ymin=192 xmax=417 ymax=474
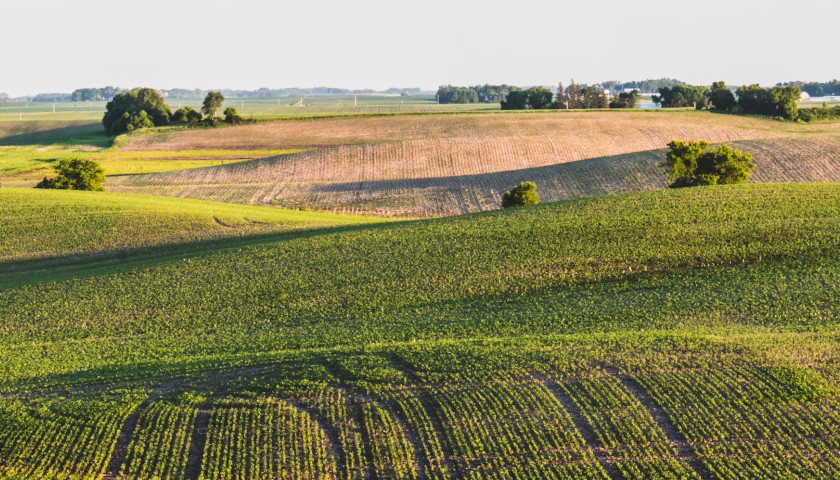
xmin=501 ymin=181 xmax=539 ymax=208
xmin=35 ymin=158 xmax=105 ymax=191
xmin=224 ymin=107 xmax=243 ymax=124
xmin=663 ymin=140 xmax=754 ymax=188
xmin=172 ymin=106 xmax=202 ymax=123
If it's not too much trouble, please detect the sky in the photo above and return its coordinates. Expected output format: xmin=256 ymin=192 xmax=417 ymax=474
xmin=1 ymin=0 xmax=839 ymax=96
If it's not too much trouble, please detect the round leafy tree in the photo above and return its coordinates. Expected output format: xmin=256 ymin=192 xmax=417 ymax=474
xmin=202 ymin=91 xmax=225 ymax=119
xmin=102 ymin=88 xmax=171 ymax=135
xmin=501 ymin=181 xmax=539 ymax=208
xmin=224 ymin=106 xmax=242 ymax=124
xmin=35 ymin=158 xmax=105 ymax=191
xmin=664 ymin=140 xmax=755 ymax=188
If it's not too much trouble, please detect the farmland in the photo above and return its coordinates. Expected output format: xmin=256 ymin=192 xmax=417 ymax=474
xmin=3 ymin=104 xmax=840 ymax=479
xmin=105 ymin=111 xmax=840 ymax=216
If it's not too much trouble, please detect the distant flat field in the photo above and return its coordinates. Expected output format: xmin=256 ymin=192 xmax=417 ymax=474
xmin=0 ymin=96 xmax=498 ymax=122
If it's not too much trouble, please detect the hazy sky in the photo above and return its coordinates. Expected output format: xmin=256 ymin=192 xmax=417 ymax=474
xmin=2 ymin=0 xmax=838 ymax=96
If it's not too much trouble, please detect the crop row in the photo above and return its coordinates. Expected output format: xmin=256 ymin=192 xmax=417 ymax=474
xmin=120 ymin=401 xmax=197 ymax=480
xmin=560 ymin=376 xmax=700 ymax=480
xmin=431 ymin=381 xmax=607 ymax=479
xmin=200 ymin=397 xmax=334 ymax=480
xmin=361 ymin=402 xmax=417 ymax=479
xmin=0 ymin=397 xmax=140 ymax=480
xmin=637 ymin=366 xmax=840 ymax=479
xmin=295 ymin=386 xmax=368 ymax=480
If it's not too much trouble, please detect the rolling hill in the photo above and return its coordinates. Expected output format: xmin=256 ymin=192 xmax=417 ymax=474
xmin=2 ymin=184 xmax=840 ymax=479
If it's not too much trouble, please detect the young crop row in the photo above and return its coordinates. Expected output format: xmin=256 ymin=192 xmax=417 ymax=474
xmin=430 ymin=380 xmax=607 ymax=479
xmin=380 ymin=387 xmax=451 ymax=480
xmin=200 ymin=396 xmax=335 ymax=480
xmin=636 ymin=366 xmax=840 ymax=479
xmin=559 ymin=376 xmax=701 ymax=480
xmin=120 ymin=401 xmax=197 ymax=480
xmin=295 ymin=386 xmax=368 ymax=480
xmin=0 ymin=396 xmax=140 ymax=480
xmin=361 ymin=401 xmax=417 ymax=480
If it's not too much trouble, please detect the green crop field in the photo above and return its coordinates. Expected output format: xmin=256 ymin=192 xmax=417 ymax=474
xmin=4 ymin=182 xmax=840 ymax=479
xmin=4 ymin=104 xmax=840 ymax=479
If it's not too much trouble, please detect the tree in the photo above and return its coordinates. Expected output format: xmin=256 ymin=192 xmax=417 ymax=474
xmin=436 ymin=85 xmax=479 ymax=104
xmin=526 ymin=86 xmax=553 ymax=109
xmin=224 ymin=107 xmax=243 ymax=124
xmin=552 ymin=83 xmax=566 ymax=109
xmin=663 ymin=140 xmax=755 ymax=188
xmin=771 ymin=85 xmax=800 ymax=120
xmin=707 ymin=81 xmax=736 ymax=111
xmin=35 ymin=158 xmax=105 ymax=191
xmin=610 ymin=89 xmax=640 ymax=108
xmin=202 ymin=91 xmax=225 ymax=118
xmin=501 ymin=181 xmax=539 ymax=208
xmin=102 ymin=88 xmax=171 ymax=135
xmin=735 ymin=84 xmax=775 ymax=116
xmin=736 ymin=84 xmax=800 ymax=119
xmin=653 ymin=85 xmax=708 ymax=108
xmin=583 ymin=86 xmax=608 ymax=108
xmin=500 ymin=90 xmax=528 ymax=110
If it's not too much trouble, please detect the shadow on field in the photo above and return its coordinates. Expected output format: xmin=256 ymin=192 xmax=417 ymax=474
xmin=307 ymin=149 xmax=667 ymax=200
xmin=0 ymin=121 xmax=112 ymax=147
xmin=0 ymin=220 xmax=414 ymax=291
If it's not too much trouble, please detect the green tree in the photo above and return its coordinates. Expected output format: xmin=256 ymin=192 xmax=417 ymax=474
xmin=526 ymin=86 xmax=553 ymax=109
xmin=609 ymin=89 xmax=640 ymax=108
xmin=202 ymin=91 xmax=225 ymax=118
xmin=736 ymin=84 xmax=775 ymax=116
xmin=224 ymin=107 xmax=242 ymax=124
xmin=35 ymin=158 xmax=105 ymax=191
xmin=771 ymin=85 xmax=800 ymax=119
xmin=102 ymin=88 xmax=171 ymax=135
xmin=736 ymin=84 xmax=800 ymax=119
xmin=500 ymin=90 xmax=528 ymax=110
xmin=583 ymin=86 xmax=608 ymax=108
xmin=663 ymin=140 xmax=755 ymax=188
xmin=501 ymin=181 xmax=539 ymax=208
xmin=653 ymin=85 xmax=708 ymax=108
xmin=707 ymin=81 xmax=736 ymax=111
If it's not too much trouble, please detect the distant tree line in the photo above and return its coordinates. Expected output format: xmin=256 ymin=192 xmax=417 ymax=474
xmin=600 ymin=78 xmax=685 ymax=94
xmin=436 ymin=85 xmax=518 ymax=104
xmin=71 ymin=86 xmax=126 ymax=102
xmin=22 ymin=86 xmax=428 ymax=102
xmin=777 ymin=80 xmax=840 ymax=97
xmin=31 ymin=93 xmax=73 ymax=102
xmin=653 ymin=81 xmax=804 ymax=120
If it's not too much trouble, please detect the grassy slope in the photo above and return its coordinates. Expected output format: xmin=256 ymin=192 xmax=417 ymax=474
xmin=0 ymin=188 xmax=385 ymax=264
xmin=2 ymin=183 xmax=840 ymax=388
xmin=4 ymin=183 xmax=840 ymax=479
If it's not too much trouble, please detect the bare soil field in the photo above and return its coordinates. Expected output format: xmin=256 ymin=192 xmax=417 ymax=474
xmin=119 ymin=111 xmax=803 ymax=151
xmin=108 ymin=134 xmax=840 ymax=216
